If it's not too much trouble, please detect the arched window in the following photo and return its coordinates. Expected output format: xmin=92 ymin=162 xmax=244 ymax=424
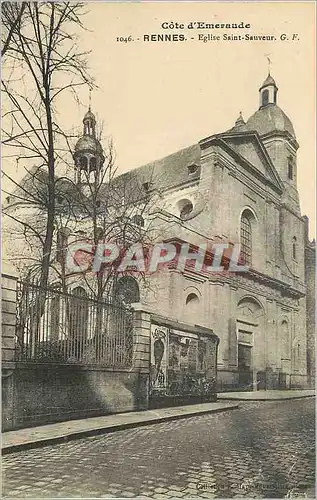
xmin=288 ymin=157 xmax=294 ymax=180
xmin=131 ymin=214 xmax=145 ymax=227
xmin=240 ymin=211 xmax=253 ymax=266
xmin=262 ymin=89 xmax=269 ymax=106
xmin=186 ymin=293 xmax=199 ymax=305
xmin=114 ymin=276 xmax=140 ymax=305
xmin=80 ymin=156 xmax=88 ymax=169
xmin=185 ymin=293 xmax=199 ymax=317
xmin=292 ymin=237 xmax=297 ymax=260
xmin=90 ymin=157 xmax=97 ymax=171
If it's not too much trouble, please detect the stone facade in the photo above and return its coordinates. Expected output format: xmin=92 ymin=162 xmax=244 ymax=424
xmin=134 ymin=74 xmax=313 ymax=390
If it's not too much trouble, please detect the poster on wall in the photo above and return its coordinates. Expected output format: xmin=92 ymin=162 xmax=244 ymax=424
xmin=150 ymin=325 xmax=168 ymax=393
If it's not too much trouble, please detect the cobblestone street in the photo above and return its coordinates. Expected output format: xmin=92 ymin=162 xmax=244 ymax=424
xmin=2 ymin=399 xmax=315 ymax=499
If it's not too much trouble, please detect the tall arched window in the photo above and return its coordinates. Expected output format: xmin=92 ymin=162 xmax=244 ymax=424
xmin=240 ymin=211 xmax=253 ymax=266
xmin=292 ymin=237 xmax=297 ymax=260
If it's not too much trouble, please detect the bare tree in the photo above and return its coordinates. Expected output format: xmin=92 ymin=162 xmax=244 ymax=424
xmin=50 ymin=130 xmax=161 ymax=348
xmin=2 ymin=1 xmax=93 ymax=292
xmin=1 ymin=1 xmax=27 ymax=57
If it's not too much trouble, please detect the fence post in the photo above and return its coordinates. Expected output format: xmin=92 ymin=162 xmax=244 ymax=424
xmin=2 ymin=266 xmax=18 ymax=430
xmin=131 ymin=303 xmax=152 ymax=409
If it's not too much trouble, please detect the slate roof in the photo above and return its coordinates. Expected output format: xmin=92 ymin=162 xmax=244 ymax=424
xmin=113 ymin=144 xmax=201 ymax=193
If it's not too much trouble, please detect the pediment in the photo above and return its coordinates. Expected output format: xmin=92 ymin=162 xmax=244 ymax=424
xmin=220 ymin=132 xmax=283 ymax=191
xmin=200 ymin=131 xmax=283 ymax=192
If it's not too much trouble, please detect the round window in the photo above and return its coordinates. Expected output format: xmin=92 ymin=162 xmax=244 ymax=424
xmin=178 ymin=199 xmax=194 ymax=219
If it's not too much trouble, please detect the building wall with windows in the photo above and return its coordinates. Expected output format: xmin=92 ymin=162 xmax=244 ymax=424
xmin=138 ymin=74 xmax=311 ymax=390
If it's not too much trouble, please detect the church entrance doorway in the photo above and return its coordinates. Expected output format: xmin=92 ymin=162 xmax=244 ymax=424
xmin=238 ymin=342 xmax=252 ymax=389
xmin=236 ymin=297 xmax=265 ymax=391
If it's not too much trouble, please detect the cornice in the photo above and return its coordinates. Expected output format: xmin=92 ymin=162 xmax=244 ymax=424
xmin=261 ymin=130 xmax=299 ymax=151
xmin=280 ymin=203 xmax=305 ymax=223
xmin=175 ymin=261 xmax=305 ymax=300
xmin=236 ymin=267 xmax=306 ymax=299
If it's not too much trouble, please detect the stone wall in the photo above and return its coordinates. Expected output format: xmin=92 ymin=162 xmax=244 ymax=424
xmin=2 ymin=275 xmax=151 ymax=431
xmin=4 ymin=364 xmax=148 ymax=431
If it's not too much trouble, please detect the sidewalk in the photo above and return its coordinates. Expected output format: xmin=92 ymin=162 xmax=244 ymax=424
xmin=2 ymin=401 xmax=238 ymax=454
xmin=218 ymin=389 xmax=315 ymax=400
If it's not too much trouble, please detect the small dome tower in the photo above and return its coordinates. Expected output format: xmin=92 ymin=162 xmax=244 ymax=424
xmin=73 ymin=108 xmax=105 ymax=184
xmin=259 ymin=73 xmax=278 ymax=108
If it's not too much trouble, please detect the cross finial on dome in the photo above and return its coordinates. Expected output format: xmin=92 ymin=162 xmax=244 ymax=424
xmin=88 ymin=87 xmax=92 ymax=112
xmin=265 ymin=53 xmax=272 ymax=75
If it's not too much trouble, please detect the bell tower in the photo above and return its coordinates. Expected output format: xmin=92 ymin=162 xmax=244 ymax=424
xmin=73 ymin=107 xmax=105 ymax=185
xmin=245 ymin=73 xmax=300 ymax=213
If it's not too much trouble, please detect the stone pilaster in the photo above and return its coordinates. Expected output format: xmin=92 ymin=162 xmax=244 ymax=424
xmin=228 ymin=286 xmax=238 ymax=368
xmin=131 ymin=303 xmax=151 ymax=374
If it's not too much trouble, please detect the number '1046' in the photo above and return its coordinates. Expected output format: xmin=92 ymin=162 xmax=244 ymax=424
xmin=116 ymin=36 xmax=133 ymax=43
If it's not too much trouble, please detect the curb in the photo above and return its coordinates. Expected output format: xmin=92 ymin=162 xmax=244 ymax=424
xmin=218 ymin=395 xmax=315 ymax=401
xmin=2 ymin=403 xmax=239 ymax=455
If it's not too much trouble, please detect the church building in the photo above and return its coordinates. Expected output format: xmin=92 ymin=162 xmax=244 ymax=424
xmin=4 ymin=73 xmax=315 ymax=392
xmin=105 ymin=73 xmax=314 ymax=391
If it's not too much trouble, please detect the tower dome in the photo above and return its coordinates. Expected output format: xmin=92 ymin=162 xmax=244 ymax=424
xmin=246 ymin=105 xmax=296 ymax=137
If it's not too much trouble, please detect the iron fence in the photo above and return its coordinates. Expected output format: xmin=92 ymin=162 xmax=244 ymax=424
xmin=15 ymin=280 xmax=134 ymax=367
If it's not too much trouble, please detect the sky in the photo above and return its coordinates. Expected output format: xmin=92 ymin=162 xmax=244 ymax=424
xmin=3 ymin=1 xmax=316 ymax=238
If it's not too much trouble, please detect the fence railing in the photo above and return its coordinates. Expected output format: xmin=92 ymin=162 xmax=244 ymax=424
xmin=15 ymin=281 xmax=134 ymax=367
